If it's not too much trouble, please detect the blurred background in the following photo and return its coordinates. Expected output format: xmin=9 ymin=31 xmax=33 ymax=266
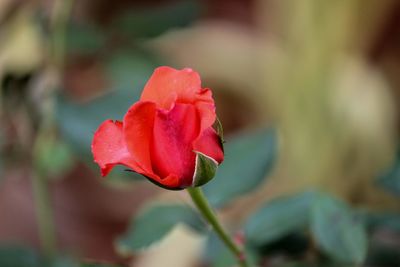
xmin=1 ymin=0 xmax=400 ymax=266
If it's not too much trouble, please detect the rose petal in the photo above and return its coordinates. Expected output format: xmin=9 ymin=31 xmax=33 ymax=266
xmin=195 ymin=88 xmax=216 ymax=133
xmin=193 ymin=127 xmax=224 ymax=164
xmin=123 ymin=101 xmax=157 ymax=175
xmin=91 ymin=120 xmax=142 ymax=176
xmin=152 ymin=103 xmax=200 ymax=186
xmin=141 ymin=66 xmax=202 ymax=109
xmin=141 ymin=67 xmax=217 ymax=134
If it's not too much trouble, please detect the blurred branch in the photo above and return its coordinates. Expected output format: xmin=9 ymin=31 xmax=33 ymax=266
xmin=51 ymin=0 xmax=74 ymax=68
xmin=32 ymin=163 xmax=57 ymax=258
xmin=31 ymin=0 xmax=75 ymax=258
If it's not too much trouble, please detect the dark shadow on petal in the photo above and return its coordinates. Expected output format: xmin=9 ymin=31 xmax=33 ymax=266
xmin=124 ymin=169 xmax=184 ymax=191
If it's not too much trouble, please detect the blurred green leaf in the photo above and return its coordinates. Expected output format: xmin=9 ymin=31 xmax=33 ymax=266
xmin=51 ymin=256 xmax=80 ymax=267
xmin=311 ymin=194 xmax=368 ymax=264
xmin=0 ymin=246 xmax=42 ymax=267
xmin=282 ymin=263 xmax=318 ymax=267
xmin=105 ymin=49 xmax=160 ymax=93
xmin=244 ymin=191 xmax=315 ymax=247
xmin=378 ymin=149 xmax=400 ymax=196
xmin=116 ymin=204 xmax=205 ymax=254
xmin=66 ymin=22 xmax=106 ymax=54
xmin=362 ymin=212 xmax=400 ymax=233
xmin=282 ymin=263 xmax=339 ymax=267
xmin=35 ymin=137 xmax=73 ymax=179
xmin=0 ymin=246 xmax=118 ymax=267
xmin=203 ymin=233 xmax=258 ymax=267
xmin=203 ymin=128 xmax=277 ymax=207
xmin=256 ymin=233 xmax=310 ymax=257
xmin=114 ymin=0 xmax=201 ymax=39
xmin=80 ymin=264 xmax=121 ymax=267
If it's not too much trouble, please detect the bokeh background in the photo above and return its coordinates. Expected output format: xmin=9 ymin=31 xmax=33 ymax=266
xmin=1 ymin=0 xmax=400 ymax=266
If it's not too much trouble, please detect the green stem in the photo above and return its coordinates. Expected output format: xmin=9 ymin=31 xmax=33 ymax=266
xmin=32 ymin=167 xmax=56 ymax=258
xmin=187 ymin=187 xmax=249 ymax=267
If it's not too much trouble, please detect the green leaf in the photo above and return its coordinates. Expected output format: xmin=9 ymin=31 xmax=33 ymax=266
xmin=116 ymin=204 xmax=205 ymax=254
xmin=0 ymin=247 xmax=80 ymax=267
xmin=311 ymin=194 xmax=368 ymax=264
xmin=244 ymin=191 xmax=315 ymax=247
xmin=203 ymin=128 xmax=277 ymax=207
xmin=113 ymin=0 xmax=201 ymax=39
xmin=80 ymin=264 xmax=121 ymax=267
xmin=0 ymin=246 xmax=42 ymax=267
xmin=66 ymin=22 xmax=106 ymax=54
xmin=51 ymin=256 xmax=80 ymax=267
xmin=378 ymin=149 xmax=400 ymax=196
xmin=35 ymin=137 xmax=73 ymax=179
xmin=281 ymin=263 xmax=314 ymax=267
xmin=362 ymin=212 xmax=400 ymax=233
xmin=105 ymin=49 xmax=160 ymax=93
xmin=256 ymin=233 xmax=310 ymax=257
xmin=0 ymin=246 xmax=113 ymax=267
xmin=192 ymin=152 xmax=218 ymax=187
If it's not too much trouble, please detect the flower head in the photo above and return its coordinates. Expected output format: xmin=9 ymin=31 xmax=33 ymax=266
xmin=91 ymin=66 xmax=224 ymax=189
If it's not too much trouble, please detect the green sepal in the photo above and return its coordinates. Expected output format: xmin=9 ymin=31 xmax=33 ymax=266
xmin=192 ymin=151 xmax=218 ymax=187
xmin=213 ymin=117 xmax=225 ymax=144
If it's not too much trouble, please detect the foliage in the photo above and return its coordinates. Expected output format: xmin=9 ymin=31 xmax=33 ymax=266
xmin=66 ymin=22 xmax=106 ymax=54
xmin=378 ymin=148 xmax=400 ymax=196
xmin=116 ymin=204 xmax=206 ymax=253
xmin=310 ymin=194 xmax=367 ymax=264
xmin=113 ymin=0 xmax=201 ymax=39
xmin=203 ymin=128 xmax=277 ymax=207
xmin=0 ymin=246 xmax=116 ymax=267
xmin=245 ymin=191 xmax=315 ymax=246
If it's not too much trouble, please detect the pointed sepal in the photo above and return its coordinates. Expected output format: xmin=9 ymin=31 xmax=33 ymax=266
xmin=213 ymin=117 xmax=225 ymax=144
xmin=192 ymin=151 xmax=218 ymax=187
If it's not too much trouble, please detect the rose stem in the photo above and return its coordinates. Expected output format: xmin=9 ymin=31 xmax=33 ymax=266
xmin=187 ymin=187 xmax=249 ymax=267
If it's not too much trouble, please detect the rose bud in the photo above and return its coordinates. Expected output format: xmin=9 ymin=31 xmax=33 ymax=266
xmin=91 ymin=66 xmax=224 ymax=189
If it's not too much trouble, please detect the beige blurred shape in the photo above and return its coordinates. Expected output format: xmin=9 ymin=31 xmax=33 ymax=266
xmin=0 ymin=5 xmax=44 ymax=76
xmin=132 ymin=223 xmax=206 ymax=267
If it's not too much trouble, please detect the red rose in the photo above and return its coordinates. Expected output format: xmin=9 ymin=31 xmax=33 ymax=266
xmin=91 ymin=66 xmax=224 ymax=189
